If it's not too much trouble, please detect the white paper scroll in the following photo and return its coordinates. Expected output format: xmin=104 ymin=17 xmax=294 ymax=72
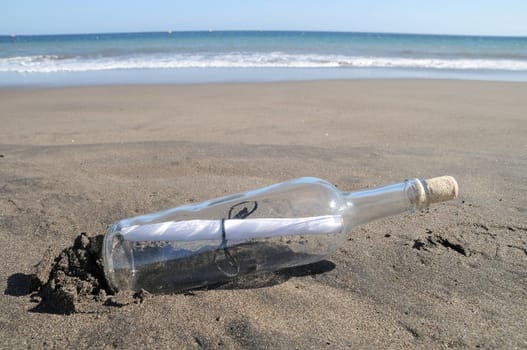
xmin=120 ymin=215 xmax=343 ymax=242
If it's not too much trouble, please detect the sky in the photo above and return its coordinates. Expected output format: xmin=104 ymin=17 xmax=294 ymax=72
xmin=2 ymin=0 xmax=527 ymax=37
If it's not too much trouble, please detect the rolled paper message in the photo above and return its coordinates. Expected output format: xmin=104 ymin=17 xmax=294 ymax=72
xmin=120 ymin=215 xmax=344 ymax=242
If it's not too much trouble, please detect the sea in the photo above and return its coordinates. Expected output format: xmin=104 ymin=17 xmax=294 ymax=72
xmin=1 ymin=31 xmax=527 ymax=87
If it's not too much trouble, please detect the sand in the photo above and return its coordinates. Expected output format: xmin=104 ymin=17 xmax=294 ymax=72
xmin=1 ymin=80 xmax=526 ymax=348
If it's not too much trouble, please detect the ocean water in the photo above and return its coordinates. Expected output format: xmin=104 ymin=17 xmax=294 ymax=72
xmin=1 ymin=31 xmax=527 ymax=86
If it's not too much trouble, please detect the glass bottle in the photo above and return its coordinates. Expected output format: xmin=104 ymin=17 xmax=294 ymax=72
xmin=103 ymin=176 xmax=458 ymax=293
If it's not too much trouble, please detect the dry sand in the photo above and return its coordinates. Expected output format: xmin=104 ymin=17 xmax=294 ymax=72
xmin=1 ymin=80 xmax=526 ymax=348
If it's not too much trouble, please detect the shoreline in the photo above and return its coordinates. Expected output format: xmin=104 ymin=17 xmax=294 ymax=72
xmin=3 ymin=76 xmax=527 ymax=91
xmin=2 ymin=66 xmax=527 ymax=89
xmin=2 ymin=77 xmax=527 ymax=91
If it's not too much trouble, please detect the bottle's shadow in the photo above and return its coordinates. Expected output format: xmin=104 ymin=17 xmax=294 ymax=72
xmin=133 ymin=240 xmax=336 ymax=294
xmin=206 ymin=259 xmax=335 ymax=291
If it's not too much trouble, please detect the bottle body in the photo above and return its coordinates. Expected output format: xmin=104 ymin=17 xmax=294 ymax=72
xmin=103 ymin=175 xmax=458 ymax=293
xmin=104 ymin=177 xmax=351 ymax=292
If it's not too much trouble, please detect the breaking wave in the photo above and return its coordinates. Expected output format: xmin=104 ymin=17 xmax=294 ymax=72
xmin=2 ymin=52 xmax=527 ymax=73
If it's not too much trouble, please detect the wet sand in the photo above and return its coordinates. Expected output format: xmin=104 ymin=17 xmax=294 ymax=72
xmin=1 ymin=80 xmax=526 ymax=348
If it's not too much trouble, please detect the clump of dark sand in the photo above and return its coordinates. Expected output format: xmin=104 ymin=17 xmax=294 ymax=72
xmin=31 ymin=233 xmax=114 ymax=314
xmin=31 ymin=232 xmax=152 ymax=314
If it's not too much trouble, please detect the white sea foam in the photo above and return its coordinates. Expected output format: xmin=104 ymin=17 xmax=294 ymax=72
xmin=1 ymin=52 xmax=527 ymax=73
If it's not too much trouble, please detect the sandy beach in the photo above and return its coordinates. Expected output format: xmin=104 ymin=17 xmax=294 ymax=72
xmin=1 ymin=80 xmax=526 ymax=348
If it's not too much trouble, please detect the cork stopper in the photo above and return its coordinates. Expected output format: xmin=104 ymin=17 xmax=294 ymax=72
xmin=425 ymin=176 xmax=459 ymax=203
xmin=413 ymin=176 xmax=458 ymax=208
xmin=414 ymin=176 xmax=459 ymax=208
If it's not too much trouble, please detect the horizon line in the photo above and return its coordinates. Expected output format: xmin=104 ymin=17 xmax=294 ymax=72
xmin=2 ymin=29 xmax=527 ymax=39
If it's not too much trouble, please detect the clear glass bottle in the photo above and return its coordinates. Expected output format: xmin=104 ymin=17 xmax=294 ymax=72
xmin=103 ymin=176 xmax=458 ymax=293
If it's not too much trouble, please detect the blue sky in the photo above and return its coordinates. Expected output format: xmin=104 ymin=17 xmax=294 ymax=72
xmin=2 ymin=0 xmax=527 ymax=36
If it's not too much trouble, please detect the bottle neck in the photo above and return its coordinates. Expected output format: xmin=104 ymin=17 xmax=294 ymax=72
xmin=343 ymin=179 xmax=428 ymax=226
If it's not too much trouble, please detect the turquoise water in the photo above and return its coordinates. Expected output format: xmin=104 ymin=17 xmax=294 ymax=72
xmin=1 ymin=31 xmax=527 ymax=86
